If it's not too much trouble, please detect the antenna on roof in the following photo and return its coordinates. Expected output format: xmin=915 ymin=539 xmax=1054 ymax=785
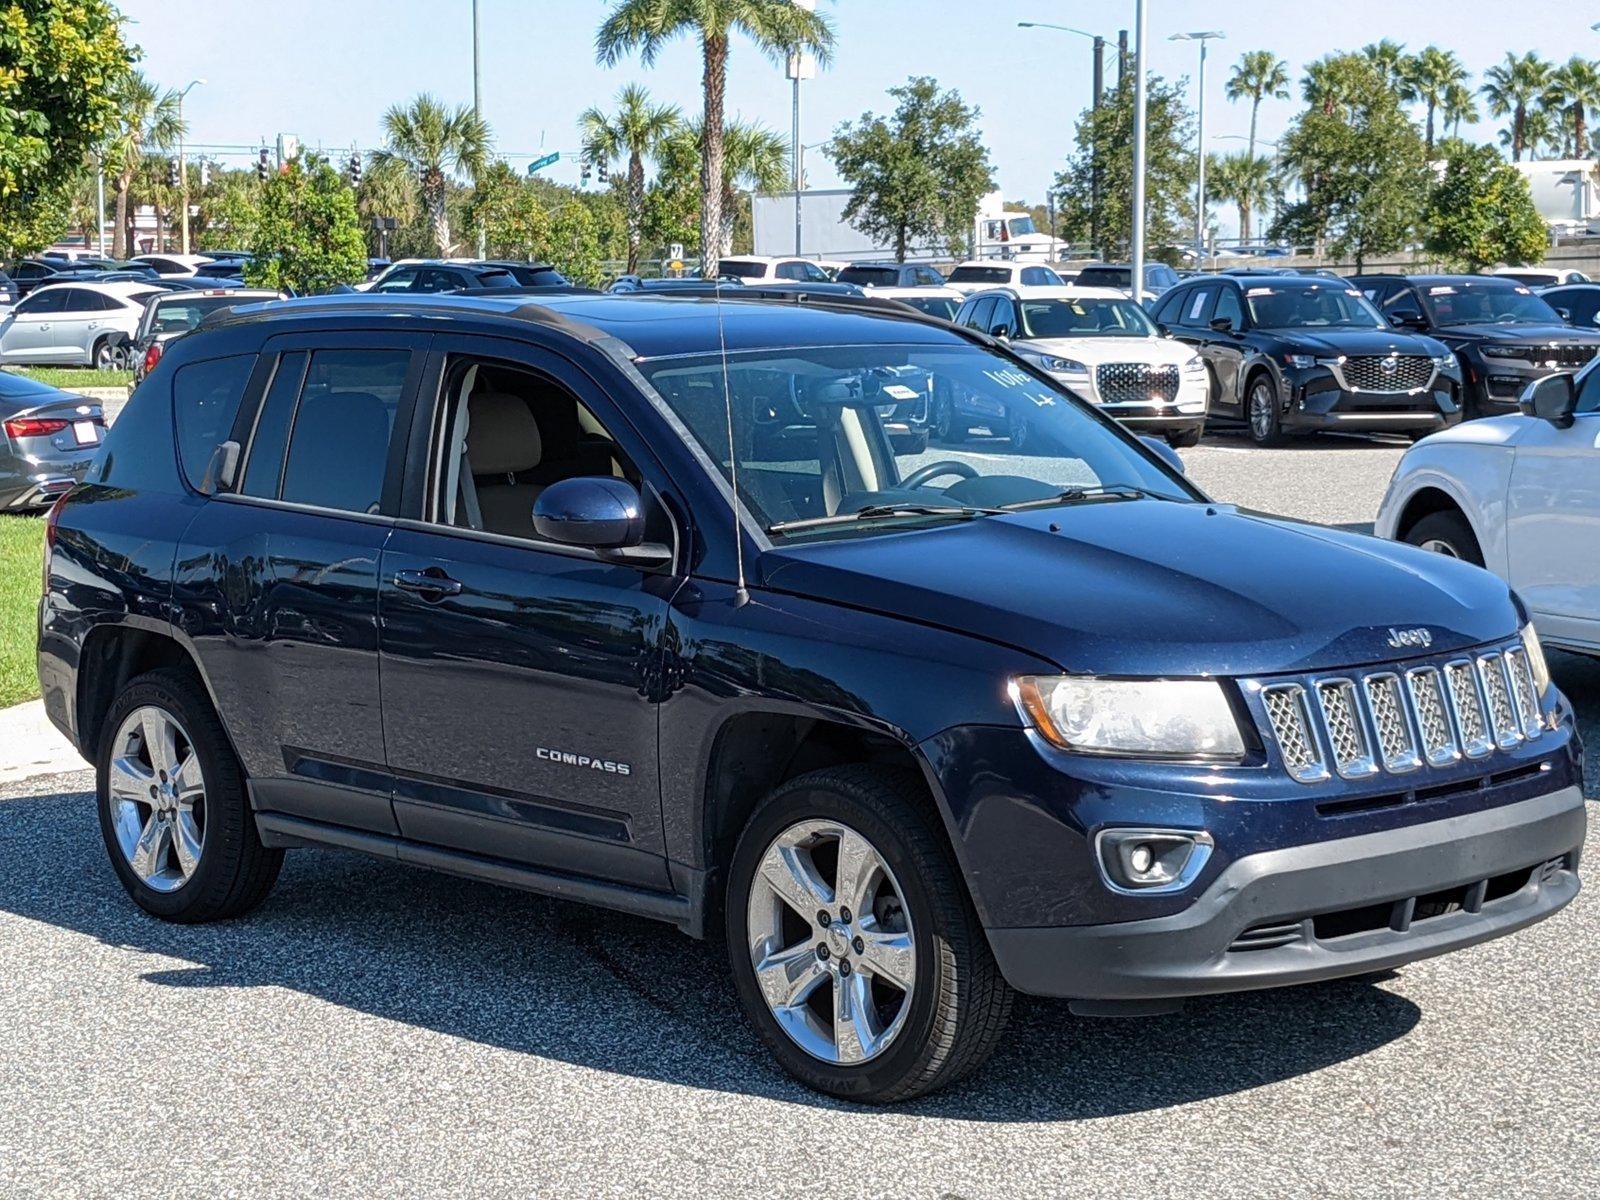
xmin=712 ymin=275 xmax=750 ymax=608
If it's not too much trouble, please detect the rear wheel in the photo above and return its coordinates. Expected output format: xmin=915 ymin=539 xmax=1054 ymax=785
xmin=726 ymin=765 xmax=1012 ymax=1103
xmin=97 ymin=668 xmax=283 ymax=923
xmin=92 ymin=336 xmax=118 ymax=370
xmin=1403 ymin=509 xmax=1483 ymax=566
xmin=931 ymin=390 xmax=965 ymax=444
xmin=1246 ymin=373 xmax=1285 ymax=446
xmin=1166 ymin=424 xmax=1203 ymax=449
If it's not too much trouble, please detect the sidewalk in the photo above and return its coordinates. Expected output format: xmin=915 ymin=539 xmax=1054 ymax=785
xmin=0 ymin=700 xmax=86 ymax=784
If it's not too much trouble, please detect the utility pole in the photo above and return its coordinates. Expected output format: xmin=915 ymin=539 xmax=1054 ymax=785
xmin=1172 ymin=31 xmax=1226 ymax=266
xmin=95 ymin=157 xmax=106 ymax=257
xmin=474 ymin=0 xmax=486 ymax=258
xmin=1091 ymin=36 xmax=1104 ymax=257
xmin=177 ymin=79 xmax=205 ymax=255
xmin=788 ymin=0 xmax=817 ymax=256
xmin=1130 ymin=1 xmax=1147 ymax=302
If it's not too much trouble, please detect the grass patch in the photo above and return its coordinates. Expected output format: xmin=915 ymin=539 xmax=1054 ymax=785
xmin=11 ymin=366 xmax=133 ymax=390
xmin=0 ymin=516 xmax=44 ymax=708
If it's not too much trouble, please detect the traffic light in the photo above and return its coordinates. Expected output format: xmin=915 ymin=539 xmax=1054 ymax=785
xmin=256 ymin=147 xmax=270 ymax=182
xmin=597 ymin=159 xmax=608 ymax=185
xmin=166 ymin=156 xmax=180 ymax=188
xmin=346 ymin=152 xmax=362 ymax=188
xmin=580 ymin=161 xmax=592 ymax=187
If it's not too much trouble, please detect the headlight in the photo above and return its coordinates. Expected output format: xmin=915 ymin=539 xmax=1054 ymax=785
xmin=1283 ymin=353 xmax=1342 ymax=370
xmin=1036 ymin=354 xmax=1089 ymax=376
xmin=1433 ymin=352 xmax=1457 ymax=368
xmin=1011 ymin=676 xmax=1246 ymax=760
xmin=1521 ymin=623 xmax=1552 ymax=696
xmin=1181 ymin=355 xmax=1207 ymax=373
xmin=1481 ymin=345 xmax=1526 ymax=359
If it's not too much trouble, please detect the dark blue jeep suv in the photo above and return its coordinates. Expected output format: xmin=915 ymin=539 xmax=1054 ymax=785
xmin=37 ymin=291 xmax=1585 ymax=1103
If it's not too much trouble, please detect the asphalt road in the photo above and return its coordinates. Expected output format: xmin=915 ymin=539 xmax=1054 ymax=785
xmin=2 ymin=435 xmax=1596 ymax=1199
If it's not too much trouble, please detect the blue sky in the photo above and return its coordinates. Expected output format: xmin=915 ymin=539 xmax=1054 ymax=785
xmin=122 ymin=0 xmax=1600 ymax=213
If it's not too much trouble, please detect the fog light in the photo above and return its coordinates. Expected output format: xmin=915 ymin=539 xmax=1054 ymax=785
xmin=1095 ymin=828 xmax=1214 ymax=895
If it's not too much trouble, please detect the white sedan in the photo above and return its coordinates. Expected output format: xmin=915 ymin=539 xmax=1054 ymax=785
xmin=0 ymin=281 xmax=165 ymax=368
xmin=1376 ymin=364 xmax=1600 ymax=656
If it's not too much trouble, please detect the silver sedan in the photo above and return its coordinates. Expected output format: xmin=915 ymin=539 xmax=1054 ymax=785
xmin=0 ymin=371 xmax=104 ymax=511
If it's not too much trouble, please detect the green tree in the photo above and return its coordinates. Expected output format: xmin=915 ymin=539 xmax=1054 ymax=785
xmin=1360 ymin=40 xmax=1409 ymax=92
xmin=0 ymin=0 xmax=133 ymax=255
xmin=1207 ymin=151 xmax=1275 ymax=244
xmin=1402 ymin=46 xmax=1471 ymax=153
xmin=374 ymin=94 xmax=491 ymax=255
xmin=1424 ymin=142 xmax=1548 ymax=270
xmin=1055 ymin=74 xmax=1194 ymax=259
xmin=1442 ymin=80 xmax=1480 ymax=140
xmin=244 ymin=156 xmax=367 ymax=294
xmin=1502 ymin=106 xmax=1559 ymax=159
xmin=548 ymin=201 xmax=604 ymax=285
xmin=826 ymin=76 xmax=994 ymax=262
xmin=579 ymin=84 xmax=681 ymax=272
xmin=464 ymin=161 xmax=553 ymax=261
xmin=1546 ymin=57 xmax=1600 ymax=157
xmin=1482 ymin=51 xmax=1553 ymax=162
xmin=1225 ymin=50 xmax=1290 ymax=160
xmin=102 ymin=72 xmax=184 ymax=259
xmin=709 ymin=118 xmax=787 ymax=257
xmin=641 ymin=124 xmax=701 ymax=263
xmin=194 ymin=169 xmax=263 ymax=251
xmin=596 ymin=0 xmax=834 ymax=278
xmin=1275 ymin=55 xmax=1428 ymax=268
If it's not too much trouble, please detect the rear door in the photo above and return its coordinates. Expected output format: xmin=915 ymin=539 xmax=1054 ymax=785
xmin=376 ymin=335 xmax=682 ymax=886
xmin=1507 ymin=370 xmax=1600 ymax=650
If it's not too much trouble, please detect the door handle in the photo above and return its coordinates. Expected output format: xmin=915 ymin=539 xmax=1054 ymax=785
xmin=393 ymin=567 xmax=462 ymax=598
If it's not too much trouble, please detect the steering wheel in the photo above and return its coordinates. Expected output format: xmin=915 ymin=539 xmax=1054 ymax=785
xmin=900 ymin=460 xmax=979 ymax=490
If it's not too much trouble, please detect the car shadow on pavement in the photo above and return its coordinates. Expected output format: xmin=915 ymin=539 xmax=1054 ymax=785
xmin=0 ymin=776 xmax=1424 ymax=1121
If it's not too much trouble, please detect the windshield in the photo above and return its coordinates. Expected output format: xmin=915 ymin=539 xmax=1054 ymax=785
xmin=718 ymin=260 xmax=767 ymax=279
xmin=1018 ymin=297 xmax=1154 ymax=339
xmin=899 ymin=296 xmax=959 ymax=320
xmin=1244 ymin=284 xmax=1386 ymax=329
xmin=1075 ymin=267 xmax=1131 ymax=288
xmin=948 ymin=266 xmax=1011 ymax=283
xmin=1419 ymin=281 xmax=1561 ymax=325
xmin=637 ymin=341 xmax=1194 ymax=543
xmin=1007 ymin=216 xmax=1037 ymax=237
xmin=837 ymin=266 xmax=899 ymax=287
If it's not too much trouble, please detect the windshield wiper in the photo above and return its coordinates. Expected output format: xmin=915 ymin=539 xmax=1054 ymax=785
xmin=768 ymin=502 xmax=1005 ymax=535
xmin=998 ymin=483 xmax=1175 ymax=512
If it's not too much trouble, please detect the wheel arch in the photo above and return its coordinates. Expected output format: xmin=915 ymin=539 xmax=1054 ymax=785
xmin=75 ymin=622 xmax=230 ymax=764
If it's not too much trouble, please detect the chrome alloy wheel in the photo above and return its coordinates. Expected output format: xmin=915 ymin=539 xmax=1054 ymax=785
xmin=746 ymin=819 xmax=917 ymax=1065
xmin=106 ymin=706 xmax=207 ymax=893
xmin=1249 ymin=379 xmax=1276 ymax=441
xmin=1418 ymin=538 xmax=1461 ymax=558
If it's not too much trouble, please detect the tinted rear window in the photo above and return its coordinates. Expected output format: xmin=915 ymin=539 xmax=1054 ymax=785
xmin=276 ymin=349 xmax=410 ymax=514
xmin=948 ymin=266 xmax=1011 ymax=283
xmin=718 ymin=260 xmax=766 ymax=279
xmin=174 ymin=355 xmax=256 ymax=490
xmin=837 ymin=267 xmax=900 ymax=286
xmin=1076 ymin=267 xmax=1131 ymax=288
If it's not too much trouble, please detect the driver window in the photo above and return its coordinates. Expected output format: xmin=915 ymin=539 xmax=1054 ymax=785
xmin=1576 ymin=366 xmax=1600 ymax=415
xmin=1212 ymin=287 xmax=1243 ymax=328
xmin=430 ymin=358 xmax=638 ymax=539
xmin=989 ymin=299 xmax=1016 ymax=336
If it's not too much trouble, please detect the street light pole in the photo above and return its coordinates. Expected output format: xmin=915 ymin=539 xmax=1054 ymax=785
xmin=474 ymin=0 xmax=486 ymax=258
xmin=1130 ymin=0 xmax=1147 ymax=299
xmin=1018 ymin=21 xmax=1111 ymax=257
xmin=95 ymin=156 xmax=106 ymax=257
xmin=1171 ymin=31 xmax=1225 ymax=266
xmin=176 ymin=79 xmax=205 ymax=256
xmin=789 ymin=0 xmax=817 ymax=256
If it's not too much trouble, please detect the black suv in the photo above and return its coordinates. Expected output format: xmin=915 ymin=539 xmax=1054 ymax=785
xmin=38 ymin=292 xmax=1584 ymax=1102
xmin=366 ymin=259 xmax=569 ymax=294
xmin=1151 ymin=274 xmax=1463 ymax=443
xmin=1352 ymin=274 xmax=1600 ymax=418
xmin=836 ymin=263 xmax=948 ymax=288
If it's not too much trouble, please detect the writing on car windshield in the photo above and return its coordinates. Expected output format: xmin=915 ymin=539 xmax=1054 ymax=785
xmin=1019 ymin=298 xmax=1154 ymax=339
xmin=1421 ymin=283 xmax=1560 ymax=325
xmin=1244 ymin=285 xmax=1385 ymax=330
xmin=636 ymin=342 xmax=1193 ymax=542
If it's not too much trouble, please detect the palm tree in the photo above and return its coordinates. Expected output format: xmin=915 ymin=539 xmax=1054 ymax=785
xmin=1225 ymin=50 xmax=1290 ymax=159
xmin=1504 ymin=106 xmax=1559 ymax=160
xmin=711 ymin=118 xmax=788 ymax=257
xmin=1546 ymin=57 xmax=1600 ymax=158
xmin=580 ymin=84 xmax=682 ymax=273
xmin=1482 ymin=52 xmax=1553 ymax=162
xmin=1207 ymin=151 xmax=1275 ymax=245
xmin=102 ymin=72 xmax=183 ymax=259
xmin=374 ymin=94 xmax=492 ymax=255
xmin=1361 ymin=39 xmax=1409 ymax=92
xmin=1402 ymin=46 xmax=1470 ymax=153
xmin=1442 ymin=80 xmax=1480 ymax=140
xmin=1302 ymin=54 xmax=1365 ymax=118
xmin=596 ymin=0 xmax=834 ymax=278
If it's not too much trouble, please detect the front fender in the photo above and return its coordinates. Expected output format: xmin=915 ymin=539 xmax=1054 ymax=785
xmin=1375 ymin=447 xmax=1513 ymax=577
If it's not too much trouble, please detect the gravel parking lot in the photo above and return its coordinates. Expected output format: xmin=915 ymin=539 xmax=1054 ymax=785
xmin=2 ymin=432 xmax=1595 ymax=1199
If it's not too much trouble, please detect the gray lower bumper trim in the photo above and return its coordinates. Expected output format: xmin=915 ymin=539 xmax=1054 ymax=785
xmin=988 ymin=786 xmax=1587 ymax=999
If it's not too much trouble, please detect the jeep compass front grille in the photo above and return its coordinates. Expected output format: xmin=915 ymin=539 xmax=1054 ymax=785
xmin=1257 ymin=645 xmax=1542 ymax=783
xmin=1339 ymin=355 xmax=1433 ymax=392
xmin=1095 ymin=362 xmax=1180 ymax=406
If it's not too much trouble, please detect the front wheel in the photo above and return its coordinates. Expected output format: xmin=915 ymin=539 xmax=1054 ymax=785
xmin=1403 ymin=509 xmax=1484 ymax=566
xmin=97 ymin=668 xmax=283 ymax=923
xmin=1166 ymin=424 xmax=1203 ymax=449
xmin=726 ymin=765 xmax=1012 ymax=1103
xmin=1246 ymin=373 xmax=1286 ymax=446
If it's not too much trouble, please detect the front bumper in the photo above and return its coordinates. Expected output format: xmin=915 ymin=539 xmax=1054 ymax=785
xmin=987 ymin=786 xmax=1585 ymax=999
xmin=1281 ymin=364 xmax=1462 ymax=433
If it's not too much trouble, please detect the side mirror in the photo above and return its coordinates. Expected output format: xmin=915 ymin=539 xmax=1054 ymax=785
xmin=1208 ymin=316 xmax=1234 ymax=334
xmin=1389 ymin=311 xmax=1426 ymax=330
xmin=1520 ymin=373 xmax=1578 ymax=428
xmin=989 ymin=324 xmax=1011 ymax=340
xmin=1554 ymin=307 xmax=1573 ymax=323
xmin=533 ymin=477 xmax=646 ymax=549
xmin=1139 ymin=435 xmax=1187 ymax=475
xmin=1155 ymin=322 xmax=1174 ymax=338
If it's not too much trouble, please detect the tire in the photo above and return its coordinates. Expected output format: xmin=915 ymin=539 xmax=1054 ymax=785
xmin=92 ymin=336 xmax=117 ymax=370
xmin=1007 ymin=412 xmax=1031 ymax=453
xmin=1166 ymin=424 xmax=1203 ymax=448
xmin=725 ymin=764 xmax=1013 ymax=1103
xmin=97 ymin=668 xmax=283 ymax=923
xmin=1403 ymin=509 xmax=1484 ymax=566
xmin=1245 ymin=372 xmax=1286 ymax=446
xmin=932 ymin=391 xmax=965 ymax=444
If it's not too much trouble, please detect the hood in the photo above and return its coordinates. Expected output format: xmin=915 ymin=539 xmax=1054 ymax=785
xmin=1434 ymin=322 xmax=1600 ymax=344
xmin=1017 ymin=335 xmax=1196 ymax=367
xmin=759 ymin=502 xmax=1520 ymax=678
xmin=1409 ymin=412 xmax=1527 ymax=450
xmin=1257 ymin=328 xmax=1438 ymax=356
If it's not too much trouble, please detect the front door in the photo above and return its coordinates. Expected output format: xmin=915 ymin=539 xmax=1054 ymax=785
xmin=1507 ymin=379 xmax=1600 ymax=651
xmin=0 ymin=287 xmax=67 ymax=360
xmin=377 ymin=337 xmax=682 ymax=888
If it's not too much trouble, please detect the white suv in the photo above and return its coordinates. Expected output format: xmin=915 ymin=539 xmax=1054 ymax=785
xmin=716 ymin=256 xmax=833 ymax=283
xmin=945 ymin=260 xmax=1066 ymax=295
xmin=954 ymin=286 xmax=1211 ymax=446
xmin=0 ymin=281 xmax=165 ymax=368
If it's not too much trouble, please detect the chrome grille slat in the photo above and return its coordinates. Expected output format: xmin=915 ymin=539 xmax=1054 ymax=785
xmin=1257 ymin=642 xmax=1541 ymax=785
xmin=1094 ymin=362 xmax=1181 ymax=406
